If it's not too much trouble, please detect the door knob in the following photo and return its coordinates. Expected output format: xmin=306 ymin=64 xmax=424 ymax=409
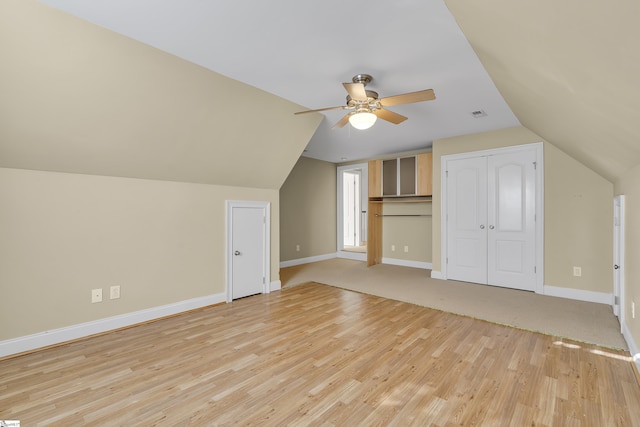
xmin=614 ymin=264 xmax=620 ymax=270
xmin=480 ymin=225 xmax=485 ymax=229
xmin=489 ymin=225 xmax=495 ymax=229
xmin=234 ymin=250 xmax=241 ymax=256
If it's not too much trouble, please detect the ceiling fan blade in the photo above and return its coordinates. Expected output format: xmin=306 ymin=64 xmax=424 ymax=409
xmin=379 ymin=89 xmax=435 ymax=107
xmin=374 ymin=108 xmax=408 ymax=124
xmin=343 ymin=82 xmax=368 ymax=101
xmin=332 ymin=114 xmax=351 ymax=129
xmin=294 ymin=105 xmax=347 ymax=115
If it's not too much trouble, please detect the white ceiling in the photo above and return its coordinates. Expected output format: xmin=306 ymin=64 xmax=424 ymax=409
xmin=39 ymin=0 xmax=520 ymax=163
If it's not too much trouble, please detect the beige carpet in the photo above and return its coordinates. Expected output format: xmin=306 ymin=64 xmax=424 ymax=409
xmin=280 ymin=258 xmax=628 ymax=350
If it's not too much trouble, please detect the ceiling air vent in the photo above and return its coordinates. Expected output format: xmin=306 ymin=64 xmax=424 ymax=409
xmin=471 ymin=110 xmax=487 ymax=118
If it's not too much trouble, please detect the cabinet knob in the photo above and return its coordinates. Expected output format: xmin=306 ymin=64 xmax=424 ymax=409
xmin=489 ymin=225 xmax=495 ymax=230
xmin=480 ymin=225 xmax=485 ymax=229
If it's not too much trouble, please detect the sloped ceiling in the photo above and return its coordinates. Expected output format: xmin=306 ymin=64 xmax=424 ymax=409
xmin=0 ymin=1 xmax=321 ymax=189
xmin=445 ymin=0 xmax=640 ymax=182
xmin=2 ymin=0 xmax=637 ymax=185
xmin=31 ymin=0 xmax=520 ymax=165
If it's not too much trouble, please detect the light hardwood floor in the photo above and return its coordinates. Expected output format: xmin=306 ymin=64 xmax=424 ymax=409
xmin=1 ymin=283 xmax=639 ymax=426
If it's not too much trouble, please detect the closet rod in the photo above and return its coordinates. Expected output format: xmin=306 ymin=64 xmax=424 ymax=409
xmin=375 ymin=214 xmax=432 ymax=217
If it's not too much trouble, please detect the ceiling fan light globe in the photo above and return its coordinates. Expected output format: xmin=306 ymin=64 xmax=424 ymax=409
xmin=349 ymin=112 xmax=377 ymax=130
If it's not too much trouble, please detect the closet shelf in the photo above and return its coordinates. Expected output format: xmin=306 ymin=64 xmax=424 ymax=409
xmin=369 ymin=197 xmax=432 ymax=204
xmin=375 ymin=214 xmax=432 ymax=217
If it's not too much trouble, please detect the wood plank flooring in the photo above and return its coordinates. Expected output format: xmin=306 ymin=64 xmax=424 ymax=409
xmin=1 ymin=282 xmax=639 ymax=426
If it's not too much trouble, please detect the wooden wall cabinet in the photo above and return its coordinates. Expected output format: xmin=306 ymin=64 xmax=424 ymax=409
xmin=368 ymin=153 xmax=432 ymax=198
xmin=416 ymin=152 xmax=433 ymax=196
xmin=368 ymin=159 xmax=382 ymax=198
xmin=367 ymin=152 xmax=432 ymax=266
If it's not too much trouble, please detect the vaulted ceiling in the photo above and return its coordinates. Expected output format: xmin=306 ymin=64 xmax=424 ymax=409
xmin=2 ymin=0 xmax=639 ymax=185
xmin=34 ymin=0 xmax=521 ymax=165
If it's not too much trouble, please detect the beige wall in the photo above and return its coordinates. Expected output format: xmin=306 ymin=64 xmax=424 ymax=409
xmin=432 ymin=126 xmax=613 ymax=293
xmin=615 ymin=165 xmax=640 ymax=353
xmin=0 ymin=1 xmax=320 ymax=346
xmin=280 ymin=157 xmax=336 ymax=261
xmin=0 ymin=167 xmax=279 ymax=340
xmin=544 ymin=143 xmax=613 ymax=292
xmin=381 ymin=202 xmax=432 ymax=263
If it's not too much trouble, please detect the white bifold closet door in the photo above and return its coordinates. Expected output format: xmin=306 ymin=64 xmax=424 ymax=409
xmin=446 ymin=149 xmax=537 ymax=291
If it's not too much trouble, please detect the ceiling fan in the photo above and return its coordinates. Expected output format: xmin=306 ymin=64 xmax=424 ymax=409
xmin=294 ymin=74 xmax=436 ymax=130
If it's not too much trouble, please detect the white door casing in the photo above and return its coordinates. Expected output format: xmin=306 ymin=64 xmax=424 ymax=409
xmin=442 ymin=143 xmax=543 ymax=293
xmin=226 ymin=201 xmax=270 ymax=302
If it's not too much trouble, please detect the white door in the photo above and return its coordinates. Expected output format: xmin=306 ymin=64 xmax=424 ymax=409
xmin=613 ymin=195 xmax=625 ymax=326
xmin=229 ymin=204 xmax=267 ymax=300
xmin=447 ymin=156 xmax=488 ymax=283
xmin=487 ymin=150 xmax=537 ymax=290
xmin=445 ymin=148 xmax=538 ymax=291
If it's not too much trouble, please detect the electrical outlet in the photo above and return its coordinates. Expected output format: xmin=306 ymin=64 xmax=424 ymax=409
xmin=573 ymin=266 xmax=582 ymax=277
xmin=391 ymin=245 xmax=395 ymax=251
xmin=91 ymin=288 xmax=103 ymax=303
xmin=296 ymin=244 xmax=300 ymax=252
xmin=110 ymin=285 xmax=121 ymax=300
xmin=404 ymin=246 xmax=409 ymax=253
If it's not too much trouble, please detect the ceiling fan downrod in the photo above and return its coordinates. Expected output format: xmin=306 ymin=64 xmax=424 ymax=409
xmin=352 ymin=74 xmax=373 ymax=86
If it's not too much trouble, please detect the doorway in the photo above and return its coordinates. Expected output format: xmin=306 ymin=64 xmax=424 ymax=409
xmin=226 ymin=200 xmax=271 ymax=302
xmin=343 ymin=170 xmax=361 ymax=248
xmin=337 ymin=163 xmax=368 ymax=260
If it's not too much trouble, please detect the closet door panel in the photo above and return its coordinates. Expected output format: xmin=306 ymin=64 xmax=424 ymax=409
xmin=446 ymin=156 xmax=488 ymax=284
xmin=487 ymin=150 xmax=536 ymax=291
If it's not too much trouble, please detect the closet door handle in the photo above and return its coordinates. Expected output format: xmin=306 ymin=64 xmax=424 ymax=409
xmin=479 ymin=225 xmax=485 ymax=229
xmin=489 ymin=225 xmax=495 ymax=230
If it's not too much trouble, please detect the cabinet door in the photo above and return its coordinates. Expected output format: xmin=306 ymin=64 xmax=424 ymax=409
xmin=382 ymin=159 xmax=398 ymax=196
xmin=368 ymin=160 xmax=382 ymax=197
xmin=417 ymin=153 xmax=433 ymax=196
xmin=399 ymin=156 xmax=416 ymax=195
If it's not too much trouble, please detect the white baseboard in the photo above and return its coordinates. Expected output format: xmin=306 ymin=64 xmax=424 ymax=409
xmin=622 ymin=321 xmax=640 ymax=373
xmin=381 ymin=258 xmax=432 ymax=270
xmin=430 ymin=270 xmax=444 ymax=279
xmin=0 ymin=292 xmax=226 ymax=359
xmin=542 ymin=285 xmax=612 ymax=305
xmin=270 ymin=280 xmax=282 ymax=292
xmin=280 ymin=253 xmax=337 ymax=268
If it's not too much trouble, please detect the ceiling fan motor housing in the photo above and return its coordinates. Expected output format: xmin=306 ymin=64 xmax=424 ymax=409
xmin=346 ymin=90 xmax=380 ymax=109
